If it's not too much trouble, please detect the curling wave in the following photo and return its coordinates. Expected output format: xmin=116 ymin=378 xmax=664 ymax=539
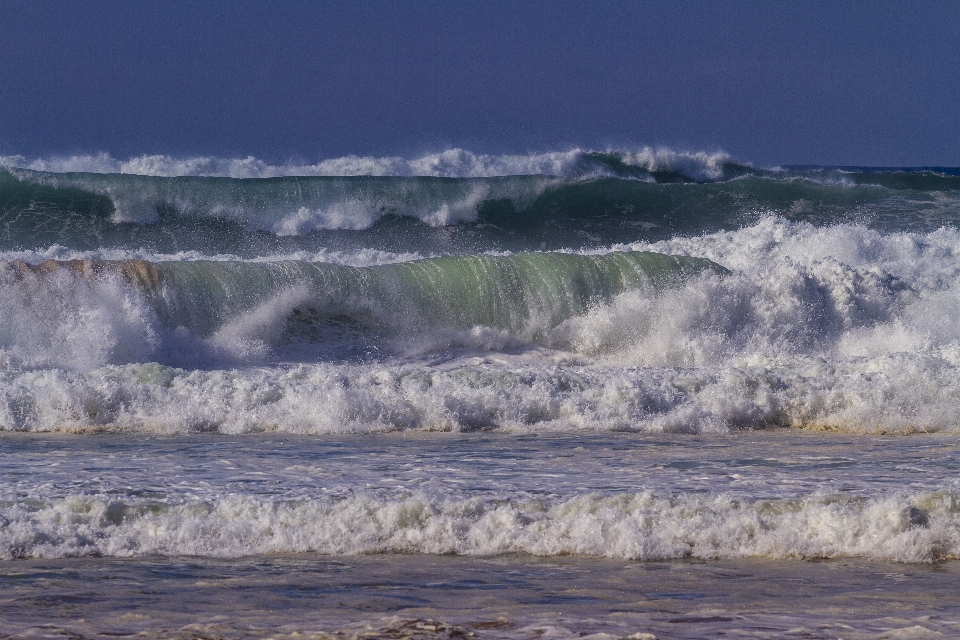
xmin=0 ymin=251 xmax=724 ymax=371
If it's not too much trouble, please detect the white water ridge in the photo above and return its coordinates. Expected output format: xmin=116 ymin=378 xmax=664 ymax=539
xmin=1 ymin=147 xmax=731 ymax=179
xmin=2 ymin=432 xmax=958 ymax=563
xmin=3 ymin=489 xmax=954 ymax=562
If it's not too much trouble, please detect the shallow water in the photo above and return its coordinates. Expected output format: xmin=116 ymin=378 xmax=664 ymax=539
xmin=4 ymin=430 xmax=960 ymax=503
xmin=3 ymin=553 xmax=960 ymax=639
xmin=2 ymin=432 xmax=960 ymax=564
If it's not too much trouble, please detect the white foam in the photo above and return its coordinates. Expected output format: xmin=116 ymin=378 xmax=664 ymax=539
xmin=619 ymin=148 xmax=729 ymax=181
xmin=622 ymin=216 xmax=960 ymax=278
xmin=1 ymin=147 xmax=732 ymax=180
xmin=3 ymin=348 xmax=960 ymax=435
xmin=270 ymin=183 xmax=492 ymax=234
xmin=0 ymin=268 xmax=158 ymax=371
xmin=1 ymin=489 xmax=955 ymax=562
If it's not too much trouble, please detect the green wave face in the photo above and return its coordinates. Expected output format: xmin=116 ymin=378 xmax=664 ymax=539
xmin=150 ymin=251 xmax=727 ymax=339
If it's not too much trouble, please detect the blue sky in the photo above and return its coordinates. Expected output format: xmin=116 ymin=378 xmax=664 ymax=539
xmin=1 ymin=0 xmax=958 ymax=165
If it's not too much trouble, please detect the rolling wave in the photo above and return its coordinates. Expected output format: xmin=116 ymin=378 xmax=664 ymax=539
xmin=3 ymin=163 xmax=960 ymax=256
xmin=0 ymin=251 xmax=724 ymax=370
xmin=3 ymin=148 xmax=960 ymax=437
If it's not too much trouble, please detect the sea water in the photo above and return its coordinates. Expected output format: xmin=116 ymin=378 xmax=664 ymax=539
xmin=2 ymin=148 xmax=960 ymax=637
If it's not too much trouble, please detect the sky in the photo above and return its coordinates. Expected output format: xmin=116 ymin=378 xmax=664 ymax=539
xmin=1 ymin=0 xmax=958 ymax=166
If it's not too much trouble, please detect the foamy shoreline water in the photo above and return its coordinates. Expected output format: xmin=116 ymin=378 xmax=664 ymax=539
xmin=3 ymin=429 xmax=959 ymax=637
xmin=2 ymin=431 xmax=957 ymax=563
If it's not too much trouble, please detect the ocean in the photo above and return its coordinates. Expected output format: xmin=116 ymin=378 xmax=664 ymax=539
xmin=2 ymin=147 xmax=960 ymax=638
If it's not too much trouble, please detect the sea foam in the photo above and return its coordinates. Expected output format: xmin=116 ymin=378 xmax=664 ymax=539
xmin=1 ymin=490 xmax=955 ymax=562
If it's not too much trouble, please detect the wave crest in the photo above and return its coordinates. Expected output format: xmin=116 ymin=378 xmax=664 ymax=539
xmin=0 ymin=147 xmax=734 ymax=180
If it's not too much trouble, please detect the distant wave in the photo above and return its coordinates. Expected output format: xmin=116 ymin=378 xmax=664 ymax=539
xmin=0 ymin=147 xmax=733 ymax=181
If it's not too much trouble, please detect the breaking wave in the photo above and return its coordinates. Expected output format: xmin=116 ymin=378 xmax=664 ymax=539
xmin=2 ymin=489 xmax=955 ymax=562
xmin=1 ymin=147 xmax=733 ymax=180
xmin=5 ymin=219 xmax=960 ymax=434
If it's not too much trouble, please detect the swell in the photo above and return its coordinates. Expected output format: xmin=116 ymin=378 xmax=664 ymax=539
xmin=4 ymin=167 xmax=960 ymax=255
